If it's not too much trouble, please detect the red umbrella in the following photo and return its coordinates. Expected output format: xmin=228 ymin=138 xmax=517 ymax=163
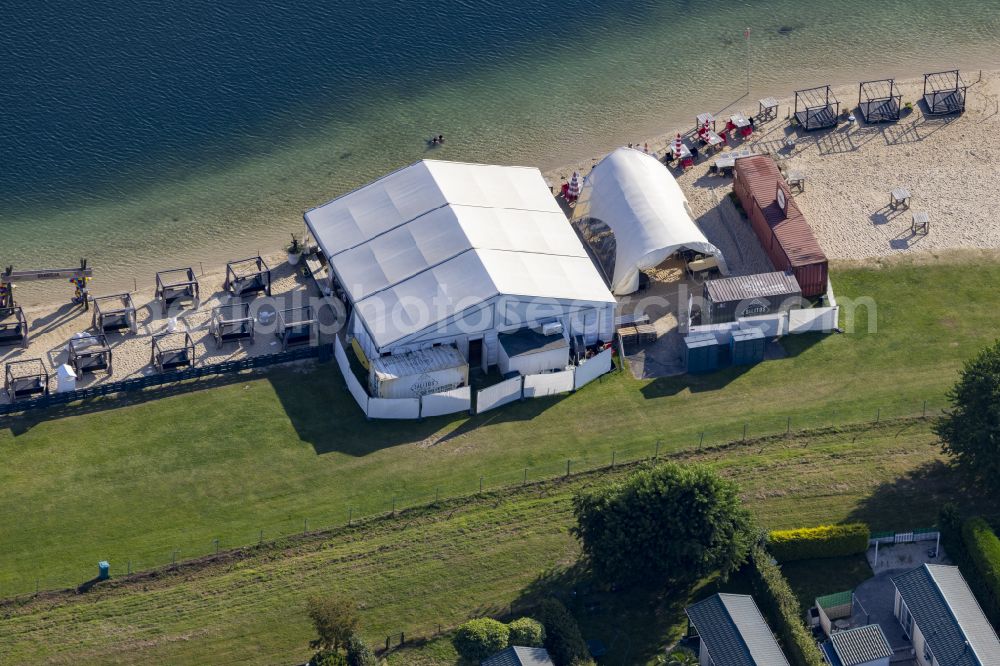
xmin=672 ymin=133 xmax=685 ymax=158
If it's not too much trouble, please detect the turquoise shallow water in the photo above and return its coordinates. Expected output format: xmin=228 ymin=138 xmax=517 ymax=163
xmin=2 ymin=0 xmax=999 ymax=301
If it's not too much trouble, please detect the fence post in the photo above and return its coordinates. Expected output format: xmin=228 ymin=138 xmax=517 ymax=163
xmin=259 ymin=529 xmax=264 ymax=544
xmin=349 ymin=508 xmax=353 ymax=525
xmin=386 ymin=636 xmax=390 ymax=651
xmin=875 ymin=408 xmax=880 ymax=423
xmin=523 ymin=468 xmax=528 ymax=486
xmin=479 ymin=476 xmax=483 ymax=493
xmin=401 ymin=632 xmax=405 ymax=645
xmin=611 ymin=451 xmax=616 ymax=468
xmin=922 ymin=400 xmax=927 ymax=418
xmin=391 ymin=496 xmax=396 ymax=515
xmin=786 ymin=416 xmax=791 ymax=435
xmin=566 ymin=459 xmax=571 ymax=477
xmin=127 ymin=560 xmax=132 ymax=575
xmin=214 ymin=538 xmax=220 ymax=555
xmin=655 ymin=440 xmax=661 ymax=460
xmin=743 ymin=423 xmax=748 ymax=441
xmin=699 ymin=432 xmax=705 ymax=449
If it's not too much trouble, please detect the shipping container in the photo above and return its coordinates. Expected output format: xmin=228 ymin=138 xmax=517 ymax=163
xmin=370 ymin=345 xmax=469 ymax=398
xmin=684 ymin=332 xmax=720 ymax=374
xmin=730 ymin=328 xmax=766 ymax=366
xmin=733 ymin=156 xmax=829 ymax=297
xmin=704 ymin=271 xmax=803 ymax=324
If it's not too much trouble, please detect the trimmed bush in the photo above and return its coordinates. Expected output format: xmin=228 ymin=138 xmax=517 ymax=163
xmin=961 ymin=517 xmax=1000 ymax=624
xmin=507 ymin=617 xmax=545 ymax=648
xmin=533 ymin=599 xmax=590 ymax=666
xmin=345 ymin=632 xmax=377 ymax=666
xmin=748 ymin=546 xmax=825 ymax=666
xmin=768 ymin=523 xmax=870 ymax=562
xmin=452 ymin=618 xmax=510 ymax=662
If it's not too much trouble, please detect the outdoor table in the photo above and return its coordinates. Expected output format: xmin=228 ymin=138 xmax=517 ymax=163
xmin=696 ymin=112 xmax=716 ymax=132
xmin=787 ymin=170 xmax=806 ymax=191
xmin=912 ymin=211 xmax=930 ymax=234
xmin=670 ymin=143 xmax=692 ymax=161
xmin=758 ymin=96 xmax=779 ymax=121
xmin=730 ymin=113 xmax=751 ymax=128
xmin=890 ymin=187 xmax=911 ymax=209
xmin=701 ymin=130 xmax=724 ymax=151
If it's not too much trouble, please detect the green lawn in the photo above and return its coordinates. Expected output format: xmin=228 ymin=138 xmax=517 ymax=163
xmin=1 ymin=256 xmax=997 ymax=596
xmin=0 ymin=419 xmax=967 ymax=665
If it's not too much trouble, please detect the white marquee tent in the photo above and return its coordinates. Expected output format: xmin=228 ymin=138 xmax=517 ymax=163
xmin=304 ymin=160 xmax=616 ymax=368
xmin=574 ymin=147 xmax=729 ymax=295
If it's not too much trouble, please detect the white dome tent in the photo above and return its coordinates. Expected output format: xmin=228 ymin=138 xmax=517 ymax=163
xmin=573 ymin=147 xmax=729 ymax=295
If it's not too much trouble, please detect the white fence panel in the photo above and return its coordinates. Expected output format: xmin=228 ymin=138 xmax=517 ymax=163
xmin=523 ymin=370 xmax=575 ymax=398
xmin=739 ymin=313 xmax=787 ymax=338
xmin=476 ymin=376 xmax=522 ymax=414
xmin=421 ymin=386 xmax=472 ymax=418
xmin=335 ymin=337 xmax=370 ymax=413
xmin=574 ymin=348 xmax=613 ymax=390
xmin=788 ymin=306 xmax=839 ymax=334
xmin=367 ymin=397 xmax=421 ymax=420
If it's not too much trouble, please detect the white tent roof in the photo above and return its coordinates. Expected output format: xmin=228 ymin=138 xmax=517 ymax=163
xmin=305 ymin=160 xmax=615 ymax=350
xmin=575 ymin=147 xmax=728 ymax=295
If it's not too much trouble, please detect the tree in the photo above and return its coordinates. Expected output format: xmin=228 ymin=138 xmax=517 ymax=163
xmin=572 ymin=463 xmax=755 ymax=587
xmin=935 ymin=340 xmax=1000 ymax=482
xmin=307 ymin=595 xmax=360 ymax=654
xmin=345 ymin=632 xmax=377 ymax=666
xmin=532 ymin=598 xmax=590 ymax=666
xmin=452 ymin=618 xmax=510 ymax=661
xmin=507 ymin=617 xmax=545 ymax=647
xmin=658 ymin=647 xmax=698 ymax=665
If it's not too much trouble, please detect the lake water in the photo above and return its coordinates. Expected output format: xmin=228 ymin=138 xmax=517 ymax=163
xmin=2 ymin=0 xmax=999 ymax=302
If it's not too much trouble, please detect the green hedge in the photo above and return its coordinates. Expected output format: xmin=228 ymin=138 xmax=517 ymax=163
xmin=532 ymin=599 xmax=591 ymax=666
xmin=748 ymin=546 xmax=825 ymax=666
xmin=768 ymin=524 xmax=870 ymax=562
xmin=961 ymin=517 xmax=1000 ymax=624
xmin=452 ymin=618 xmax=510 ymax=662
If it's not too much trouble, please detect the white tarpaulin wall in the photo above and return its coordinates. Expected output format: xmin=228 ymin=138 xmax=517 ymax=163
xmin=574 ymin=348 xmax=613 ymax=389
xmin=523 ymin=370 xmax=575 ymax=398
xmin=476 ymin=376 xmax=523 ymax=414
xmin=368 ymin=397 xmax=421 ymax=419
xmin=335 ymin=336 xmax=370 ymax=413
xmin=575 ymin=148 xmax=729 ymax=295
xmin=420 ymin=386 xmax=472 ymax=417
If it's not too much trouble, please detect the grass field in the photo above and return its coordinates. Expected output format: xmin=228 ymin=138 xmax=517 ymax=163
xmin=5 ymin=418 xmax=994 ymax=665
xmin=1 ymin=257 xmax=997 ymax=598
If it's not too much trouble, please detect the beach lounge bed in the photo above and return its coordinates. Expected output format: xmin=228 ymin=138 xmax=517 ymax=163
xmin=92 ymin=293 xmax=138 ymax=334
xmin=5 ymin=358 xmax=49 ymax=402
xmin=150 ymin=331 xmax=196 ymax=372
xmin=0 ymin=306 xmax=29 ymax=348
xmin=224 ymin=256 xmax=271 ymax=298
xmin=275 ymin=306 xmax=317 ymax=350
xmin=794 ymin=85 xmax=840 ymax=130
xmin=923 ymin=70 xmax=966 ymax=115
xmin=68 ymin=333 xmax=113 ymax=376
xmin=210 ymin=302 xmax=255 ymax=348
xmin=155 ymin=268 xmax=200 ymax=309
xmin=858 ymin=79 xmax=902 ymax=123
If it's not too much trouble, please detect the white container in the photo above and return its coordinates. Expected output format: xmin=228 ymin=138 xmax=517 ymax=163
xmin=542 ymin=321 xmax=564 ymax=336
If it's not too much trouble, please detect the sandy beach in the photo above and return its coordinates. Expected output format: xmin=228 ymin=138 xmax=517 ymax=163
xmin=545 ymin=70 xmax=1000 ymax=263
xmin=0 ymin=254 xmax=332 ymax=404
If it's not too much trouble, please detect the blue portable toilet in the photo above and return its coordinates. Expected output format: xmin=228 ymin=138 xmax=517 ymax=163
xmin=98 ymin=560 xmax=110 ymax=580
xmin=684 ymin=333 xmax=720 ymax=374
xmin=730 ymin=328 xmax=766 ymax=366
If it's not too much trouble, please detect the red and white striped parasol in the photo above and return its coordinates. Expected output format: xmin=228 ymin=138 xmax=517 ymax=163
xmin=567 ymin=171 xmax=582 ymax=200
xmin=672 ymin=133 xmax=684 ymax=158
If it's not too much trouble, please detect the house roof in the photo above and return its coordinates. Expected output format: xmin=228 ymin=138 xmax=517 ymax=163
xmin=892 ymin=564 xmax=1000 ymax=666
xmin=824 ymin=625 xmax=893 ymax=666
xmin=481 ymin=646 xmax=555 ymax=666
xmin=685 ymin=593 xmax=790 ymax=666
xmin=304 ymin=160 xmax=615 ymax=350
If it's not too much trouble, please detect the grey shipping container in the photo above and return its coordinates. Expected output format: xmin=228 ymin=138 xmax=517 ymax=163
xmin=684 ymin=333 xmax=720 ymax=374
xmin=730 ymin=328 xmax=766 ymax=366
xmin=704 ymin=271 xmax=802 ymax=324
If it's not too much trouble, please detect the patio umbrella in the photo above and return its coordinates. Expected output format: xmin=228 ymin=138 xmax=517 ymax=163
xmin=567 ymin=171 xmax=582 ymax=200
xmin=672 ymin=133 xmax=684 ymax=158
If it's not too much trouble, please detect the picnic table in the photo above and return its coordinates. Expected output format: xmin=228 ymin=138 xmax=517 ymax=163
xmin=890 ymin=187 xmax=911 ymax=209
xmin=730 ymin=113 xmax=751 ymax=128
xmin=758 ymin=96 xmax=779 ymax=121
xmin=700 ymin=129 xmax=725 ymax=151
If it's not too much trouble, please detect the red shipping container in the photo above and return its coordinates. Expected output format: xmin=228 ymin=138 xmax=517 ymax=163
xmin=732 ymin=156 xmax=828 ymax=297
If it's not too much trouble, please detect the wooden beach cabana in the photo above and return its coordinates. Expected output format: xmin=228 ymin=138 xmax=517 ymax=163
xmin=5 ymin=359 xmax=49 ymax=402
xmin=68 ymin=333 xmax=113 ymax=376
xmin=92 ymin=293 xmax=138 ymax=334
xmin=275 ymin=306 xmax=317 ymax=350
xmin=210 ymin=302 xmax=255 ymax=348
xmin=155 ymin=268 xmax=200 ymax=308
xmin=794 ymin=85 xmax=839 ymax=130
xmin=923 ymin=70 xmax=966 ymax=115
xmin=224 ymin=256 xmax=271 ymax=298
xmin=858 ymin=79 xmax=902 ymax=123
xmin=0 ymin=306 xmax=29 ymax=348
xmin=150 ymin=331 xmax=196 ymax=372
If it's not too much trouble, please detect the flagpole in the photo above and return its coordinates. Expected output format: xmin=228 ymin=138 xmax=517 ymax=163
xmin=745 ymin=27 xmax=751 ymax=95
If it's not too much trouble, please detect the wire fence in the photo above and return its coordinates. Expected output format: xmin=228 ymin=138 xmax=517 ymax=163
xmin=0 ymin=396 xmax=951 ymax=604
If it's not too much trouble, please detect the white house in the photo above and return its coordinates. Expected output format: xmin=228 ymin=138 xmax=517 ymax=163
xmin=304 ymin=160 xmax=616 ymax=373
xmin=892 ymin=564 xmax=1000 ymax=666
